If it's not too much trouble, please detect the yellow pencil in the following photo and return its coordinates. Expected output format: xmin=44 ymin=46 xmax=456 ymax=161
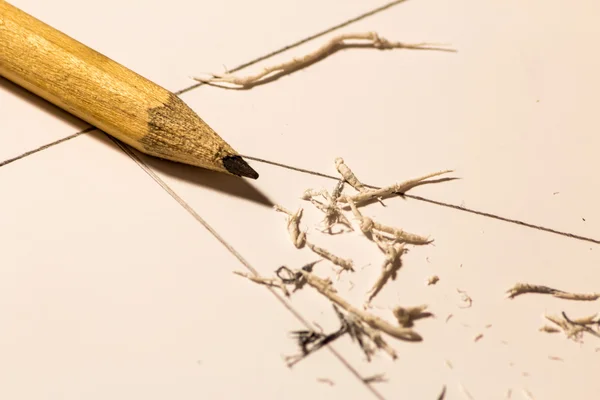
xmin=0 ymin=1 xmax=258 ymax=179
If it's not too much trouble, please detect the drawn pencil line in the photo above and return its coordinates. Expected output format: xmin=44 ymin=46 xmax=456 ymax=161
xmin=110 ymin=137 xmax=386 ymax=400
xmin=243 ymin=155 xmax=600 ymax=245
xmin=0 ymin=127 xmax=94 ymax=168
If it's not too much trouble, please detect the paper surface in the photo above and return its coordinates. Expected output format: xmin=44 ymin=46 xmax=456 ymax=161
xmin=1 ymin=1 xmax=599 ymax=399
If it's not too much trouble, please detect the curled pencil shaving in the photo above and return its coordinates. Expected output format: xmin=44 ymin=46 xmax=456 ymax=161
xmin=392 ymin=305 xmax=433 ymax=327
xmin=193 ymin=32 xmax=455 ymax=89
xmin=275 ymin=261 xmax=322 ymax=293
xmin=273 ymin=205 xmax=306 ymax=248
xmin=303 ymin=180 xmax=354 ymax=233
xmin=324 ymin=180 xmax=354 ymax=232
xmin=506 ymin=283 xmax=600 ymax=301
xmin=338 ymin=170 xmax=455 ymax=206
xmin=235 ymin=261 xmax=321 ymax=296
xmin=346 ymin=196 xmax=431 ymax=245
xmin=457 ymin=288 xmax=473 ymax=308
xmin=335 ymin=157 xmax=367 ymax=192
xmin=307 ymin=241 xmax=354 ymax=273
xmin=367 ymin=242 xmax=406 ymax=303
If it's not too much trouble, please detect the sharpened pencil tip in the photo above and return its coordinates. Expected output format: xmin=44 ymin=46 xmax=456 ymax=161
xmin=223 ymin=155 xmax=259 ymax=179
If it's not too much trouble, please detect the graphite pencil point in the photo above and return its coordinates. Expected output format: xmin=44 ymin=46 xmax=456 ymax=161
xmin=223 ymin=155 xmax=259 ymax=179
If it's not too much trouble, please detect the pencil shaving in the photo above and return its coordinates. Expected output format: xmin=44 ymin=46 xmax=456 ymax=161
xmin=306 ymin=181 xmax=353 ymax=233
xmin=427 ymin=275 xmax=440 ymax=286
xmin=301 ymin=270 xmax=421 ymax=341
xmin=307 ymin=242 xmax=354 ymax=273
xmin=346 ymin=196 xmax=431 ymax=244
xmin=522 ymin=388 xmax=535 ymax=400
xmin=335 ymin=157 xmax=367 ymax=192
xmin=356 ymin=322 xmax=398 ymax=359
xmin=506 ymin=283 xmax=600 ymax=301
xmin=392 ymin=305 xmax=432 ymax=327
xmin=539 ymin=325 xmax=560 ymax=333
xmin=362 ymin=373 xmax=387 ymax=384
xmin=264 ymin=157 xmax=455 ymax=371
xmin=317 ymin=378 xmax=335 ymax=386
xmin=338 ymin=170 xmax=454 ymax=206
xmin=286 ymin=304 xmax=399 ymax=365
xmin=457 ymin=288 xmax=473 ymax=308
xmin=545 ymin=312 xmax=600 ymax=342
xmin=274 ymin=205 xmax=306 ymax=248
xmin=367 ymin=242 xmax=406 ymax=302
xmin=193 ymin=32 xmax=455 ymax=89
xmin=322 ymin=180 xmax=353 ymax=232
xmin=301 ymin=188 xmax=328 ymax=200
xmin=372 ymin=231 xmax=396 ymax=253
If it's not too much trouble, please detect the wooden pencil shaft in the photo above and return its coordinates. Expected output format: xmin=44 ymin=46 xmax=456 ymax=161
xmin=0 ymin=1 xmax=257 ymax=178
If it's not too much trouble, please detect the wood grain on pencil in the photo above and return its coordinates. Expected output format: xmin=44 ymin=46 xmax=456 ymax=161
xmin=0 ymin=1 xmax=258 ymax=178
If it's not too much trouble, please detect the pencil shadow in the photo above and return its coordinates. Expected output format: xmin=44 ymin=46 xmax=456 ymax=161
xmin=197 ymin=42 xmax=456 ymax=91
xmin=137 ymin=151 xmax=275 ymax=208
xmin=0 ymin=77 xmax=90 ymax=129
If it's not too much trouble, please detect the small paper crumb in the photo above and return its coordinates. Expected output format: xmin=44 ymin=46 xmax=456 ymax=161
xmin=317 ymin=378 xmax=335 ymax=386
xmin=540 ymin=325 xmax=560 ymax=333
xmin=362 ymin=373 xmax=387 ymax=384
xmin=522 ymin=388 xmax=535 ymax=399
xmin=457 ymin=288 xmax=473 ymax=308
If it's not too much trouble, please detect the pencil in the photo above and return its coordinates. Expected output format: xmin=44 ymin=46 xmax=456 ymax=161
xmin=0 ymin=1 xmax=258 ymax=179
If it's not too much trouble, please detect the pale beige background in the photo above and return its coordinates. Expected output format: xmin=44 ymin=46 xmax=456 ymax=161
xmin=1 ymin=1 xmax=599 ymax=399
